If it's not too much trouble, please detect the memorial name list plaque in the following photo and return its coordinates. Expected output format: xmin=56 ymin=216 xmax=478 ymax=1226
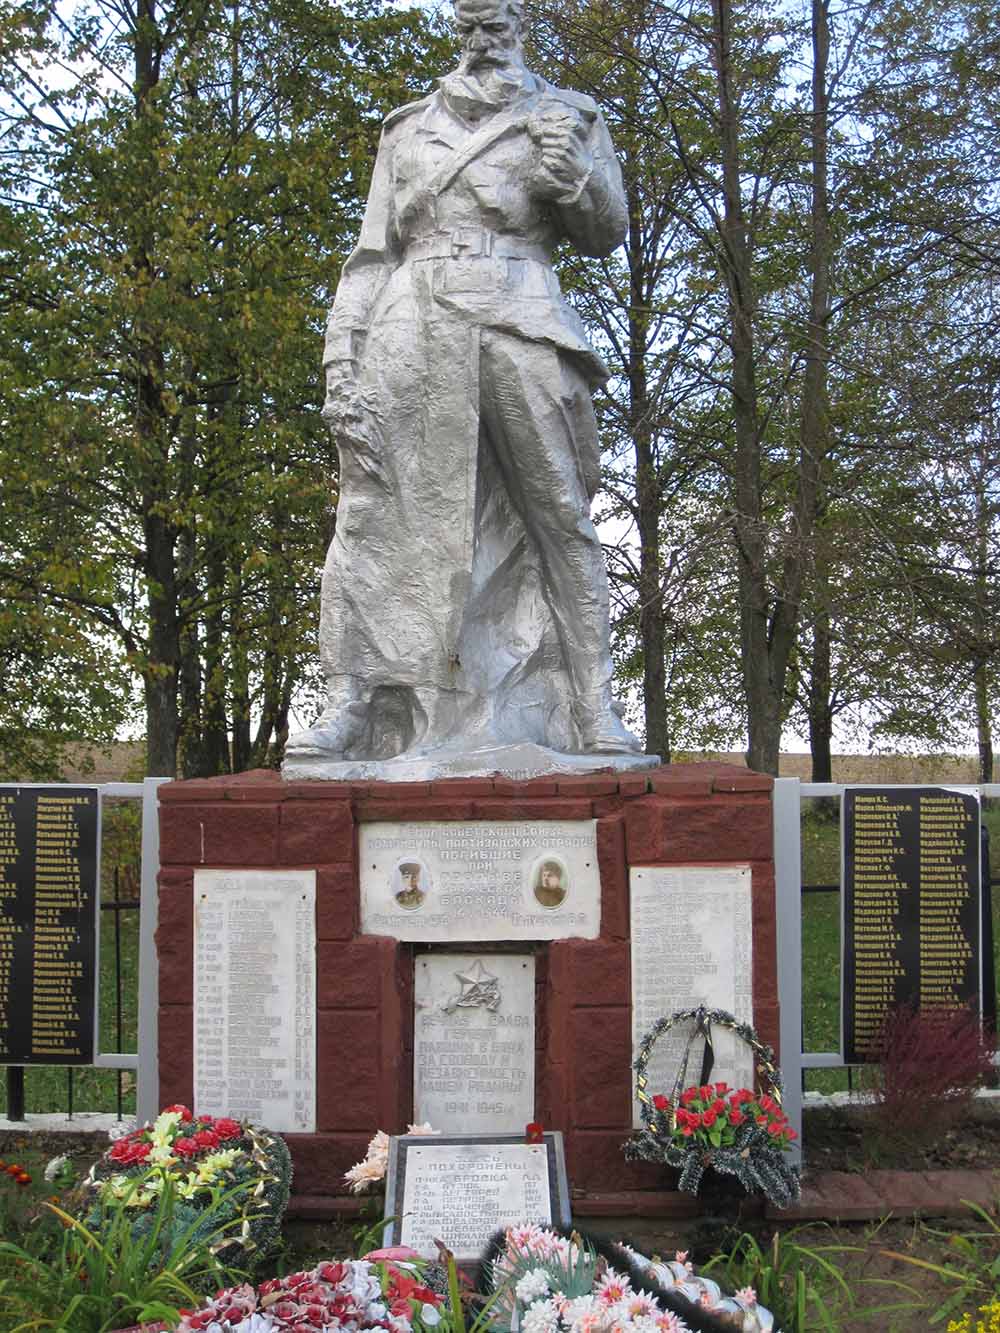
xmin=414 ymin=953 xmax=535 ymax=1133
xmin=843 ymin=787 xmax=980 ymax=1063
xmin=630 ymin=865 xmax=754 ymax=1125
xmin=0 ymin=785 xmax=98 ymax=1064
xmin=386 ymin=1134 xmax=568 ymax=1261
xmin=360 ymin=821 xmax=600 ymax=941
xmin=194 ymin=869 xmax=316 ymax=1132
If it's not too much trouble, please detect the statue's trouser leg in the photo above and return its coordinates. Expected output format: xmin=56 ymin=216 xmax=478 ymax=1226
xmin=478 ymin=329 xmax=615 ymax=715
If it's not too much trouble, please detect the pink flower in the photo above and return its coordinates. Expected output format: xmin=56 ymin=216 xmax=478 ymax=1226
xmin=735 ymin=1286 xmax=757 ymax=1305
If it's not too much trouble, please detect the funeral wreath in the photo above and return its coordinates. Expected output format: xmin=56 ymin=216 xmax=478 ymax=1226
xmin=87 ymin=1104 xmax=291 ymax=1264
xmin=623 ymin=1007 xmax=800 ymax=1209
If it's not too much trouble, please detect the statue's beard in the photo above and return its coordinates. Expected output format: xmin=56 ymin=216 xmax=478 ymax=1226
xmin=440 ymin=55 xmax=531 ymax=119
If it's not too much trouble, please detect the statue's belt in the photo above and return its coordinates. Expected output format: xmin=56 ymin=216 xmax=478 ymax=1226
xmin=404 ymin=229 xmax=550 ymax=265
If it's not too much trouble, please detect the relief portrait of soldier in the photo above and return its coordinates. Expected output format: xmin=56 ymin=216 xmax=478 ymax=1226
xmin=533 ymin=857 xmax=568 ymax=909
xmin=394 ymin=861 xmax=428 ymax=910
xmin=285 ymin=0 xmax=645 ymax=771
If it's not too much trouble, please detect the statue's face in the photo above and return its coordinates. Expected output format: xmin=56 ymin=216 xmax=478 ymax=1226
xmin=454 ymin=0 xmax=521 ymax=69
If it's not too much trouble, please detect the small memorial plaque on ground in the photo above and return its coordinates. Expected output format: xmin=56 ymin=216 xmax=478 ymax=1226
xmin=360 ymin=821 xmax=600 ymax=941
xmin=194 ymin=869 xmax=316 ymax=1132
xmin=0 ymin=785 xmax=99 ymax=1064
xmin=413 ymin=953 xmax=535 ymax=1133
xmin=843 ymin=786 xmax=980 ymax=1062
xmin=629 ymin=865 xmax=754 ymax=1124
xmin=383 ymin=1132 xmax=569 ymax=1261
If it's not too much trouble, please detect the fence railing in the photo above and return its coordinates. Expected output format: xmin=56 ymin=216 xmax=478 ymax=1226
xmin=775 ymin=778 xmax=1000 ymax=1165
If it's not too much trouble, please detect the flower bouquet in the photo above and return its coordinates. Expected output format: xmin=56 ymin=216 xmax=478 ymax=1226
xmin=483 ymin=1224 xmax=778 ymax=1333
xmin=623 ymin=1008 xmax=800 ymax=1209
xmin=176 ymin=1249 xmax=446 ymax=1333
xmin=86 ymin=1104 xmax=292 ymax=1265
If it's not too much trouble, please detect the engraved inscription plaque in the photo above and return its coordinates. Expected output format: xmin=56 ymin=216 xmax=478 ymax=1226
xmin=414 ymin=953 xmax=535 ymax=1133
xmin=0 ymin=786 xmax=99 ymax=1064
xmin=360 ymin=821 xmax=600 ymax=941
xmin=393 ymin=1139 xmax=558 ymax=1260
xmin=843 ymin=787 xmax=980 ymax=1062
xmin=630 ymin=865 xmax=754 ymax=1124
xmin=194 ymin=869 xmax=316 ymax=1132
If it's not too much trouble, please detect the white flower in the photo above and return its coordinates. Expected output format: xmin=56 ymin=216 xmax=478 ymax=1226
xmin=734 ymin=1287 xmax=757 ymax=1306
xmin=596 ymin=1270 xmax=631 ymax=1306
xmin=421 ymin=1302 xmax=442 ymax=1325
xmin=345 ymin=1155 xmax=388 ymax=1193
xmin=406 ymin=1122 xmax=440 ymax=1137
xmin=516 ymin=1269 xmax=552 ymax=1304
xmin=522 ymin=1298 xmax=560 ymax=1333
xmin=106 ymin=1119 xmax=137 ymax=1142
xmin=44 ymin=1154 xmax=69 ymax=1182
xmin=654 ymin=1314 xmax=689 ymax=1333
xmin=562 ymin=1295 xmax=598 ymax=1324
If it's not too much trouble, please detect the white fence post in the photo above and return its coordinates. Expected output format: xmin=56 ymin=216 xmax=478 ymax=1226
xmin=136 ymin=776 xmax=169 ymax=1124
xmin=773 ymin=776 xmax=803 ymax=1165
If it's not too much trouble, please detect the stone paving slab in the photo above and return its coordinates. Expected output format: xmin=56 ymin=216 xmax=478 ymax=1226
xmin=770 ymin=1168 xmax=1000 ymax=1222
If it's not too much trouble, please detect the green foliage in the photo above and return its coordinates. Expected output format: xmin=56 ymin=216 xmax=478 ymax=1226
xmin=703 ymin=1226 xmax=860 ymax=1332
xmin=0 ymin=1173 xmax=245 ymax=1331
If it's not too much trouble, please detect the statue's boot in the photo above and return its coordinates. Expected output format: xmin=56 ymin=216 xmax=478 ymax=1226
xmin=575 ymin=691 xmax=643 ymax=754
xmin=284 ymin=699 xmax=369 ymax=757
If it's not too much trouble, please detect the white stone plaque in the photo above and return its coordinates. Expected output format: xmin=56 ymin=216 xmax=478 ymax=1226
xmin=414 ymin=954 xmax=535 ymax=1133
xmin=630 ymin=865 xmax=754 ymax=1125
xmin=360 ymin=821 xmax=599 ymax=941
xmin=398 ymin=1141 xmax=552 ymax=1260
xmin=194 ymin=869 xmax=316 ymax=1133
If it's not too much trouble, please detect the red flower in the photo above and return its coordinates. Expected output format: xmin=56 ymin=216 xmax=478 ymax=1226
xmin=214 ymin=1117 xmax=242 ymax=1140
xmin=699 ymin=1084 xmax=713 ymax=1100
xmin=680 ymin=1124 xmax=695 ymax=1137
xmin=525 ymin=1122 xmax=544 ymax=1143
xmin=702 ymin=1108 xmax=718 ymax=1128
xmin=728 ymin=1109 xmax=745 ymax=1126
xmin=174 ymin=1136 xmax=199 ymax=1158
xmin=680 ymin=1088 xmax=699 ymax=1106
xmin=163 ymin=1104 xmax=193 ymax=1122
xmin=194 ymin=1129 xmax=220 ymax=1150
xmin=16 ymin=1173 xmax=30 ymax=1186
xmin=767 ymin=1121 xmax=785 ymax=1137
xmin=714 ymin=1081 xmax=729 ymax=1095
xmin=652 ymin=1094 xmax=670 ymax=1111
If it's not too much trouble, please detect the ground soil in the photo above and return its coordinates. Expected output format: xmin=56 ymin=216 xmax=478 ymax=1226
xmin=803 ymin=1099 xmax=1000 ymax=1172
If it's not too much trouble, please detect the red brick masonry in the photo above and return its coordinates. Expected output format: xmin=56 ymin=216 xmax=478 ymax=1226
xmin=156 ymin=762 xmax=777 ymax=1205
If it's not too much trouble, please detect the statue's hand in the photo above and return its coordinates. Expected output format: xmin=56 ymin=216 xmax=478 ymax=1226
xmin=322 ymin=367 xmax=387 ymax=485
xmin=527 ymin=98 xmax=593 ymax=201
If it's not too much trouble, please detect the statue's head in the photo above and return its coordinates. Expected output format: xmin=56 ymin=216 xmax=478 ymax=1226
xmin=453 ymin=0 xmax=524 ymax=71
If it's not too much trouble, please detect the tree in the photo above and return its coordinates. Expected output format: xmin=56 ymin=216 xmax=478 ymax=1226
xmin=0 ymin=0 xmax=448 ymax=775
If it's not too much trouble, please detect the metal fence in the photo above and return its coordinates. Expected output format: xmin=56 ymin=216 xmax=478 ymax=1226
xmin=775 ymin=778 xmax=1000 ymax=1165
xmin=2 ymin=777 xmax=165 ymax=1126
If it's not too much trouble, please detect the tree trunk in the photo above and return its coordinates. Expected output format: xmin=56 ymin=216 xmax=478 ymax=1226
xmin=626 ymin=172 xmax=669 ymax=759
xmin=808 ymin=598 xmax=834 ymax=782
xmin=710 ymin=0 xmax=774 ymax=773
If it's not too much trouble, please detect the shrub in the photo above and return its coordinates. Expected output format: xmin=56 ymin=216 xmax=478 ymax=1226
xmin=864 ymin=1004 xmax=996 ymax=1156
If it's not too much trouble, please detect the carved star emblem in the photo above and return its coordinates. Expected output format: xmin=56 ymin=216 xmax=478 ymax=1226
xmin=445 ymin=959 xmax=501 ymax=1012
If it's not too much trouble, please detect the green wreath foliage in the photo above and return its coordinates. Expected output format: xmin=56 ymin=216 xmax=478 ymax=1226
xmin=86 ymin=1110 xmax=292 ymax=1268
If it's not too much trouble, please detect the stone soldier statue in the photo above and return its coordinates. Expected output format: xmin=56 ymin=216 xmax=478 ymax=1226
xmin=285 ymin=0 xmax=655 ymax=777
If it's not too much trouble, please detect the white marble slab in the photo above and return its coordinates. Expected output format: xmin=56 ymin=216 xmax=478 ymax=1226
xmin=360 ymin=821 xmax=600 ymax=941
xmin=398 ymin=1141 xmax=552 ymax=1260
xmin=414 ymin=954 xmax=535 ymax=1133
xmin=193 ymin=869 xmax=316 ymax=1132
xmin=630 ymin=865 xmax=754 ymax=1125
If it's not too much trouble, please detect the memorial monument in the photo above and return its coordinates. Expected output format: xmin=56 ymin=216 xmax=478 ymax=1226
xmin=283 ymin=0 xmax=657 ymax=780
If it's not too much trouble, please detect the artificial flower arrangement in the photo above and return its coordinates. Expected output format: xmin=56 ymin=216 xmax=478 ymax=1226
xmin=345 ymin=1123 xmax=439 ymax=1194
xmin=86 ymin=1103 xmax=291 ymax=1265
xmin=175 ymin=1245 xmax=446 ymax=1333
xmin=483 ymin=1224 xmax=777 ymax=1333
xmin=623 ymin=1007 xmax=800 ymax=1209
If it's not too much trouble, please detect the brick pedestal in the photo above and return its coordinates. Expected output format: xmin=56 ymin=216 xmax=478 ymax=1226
xmin=156 ymin=762 xmax=777 ymax=1210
